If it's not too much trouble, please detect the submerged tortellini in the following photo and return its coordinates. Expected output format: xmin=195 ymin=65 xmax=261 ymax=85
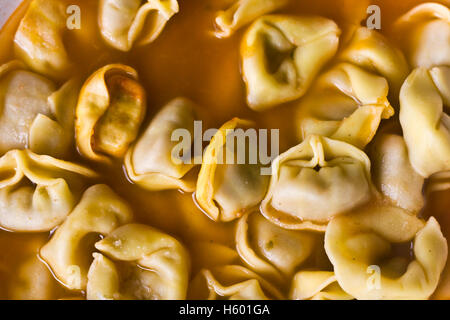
xmin=189 ymin=242 xmax=240 ymax=275
xmin=188 ymin=265 xmax=284 ymax=300
xmin=0 ymin=61 xmax=78 ymax=158
xmin=236 ymin=212 xmax=317 ymax=283
xmin=296 ymin=63 xmax=394 ymax=149
xmin=339 ymin=27 xmax=409 ymax=95
xmin=370 ymin=134 xmax=425 ymax=213
xmin=14 ymin=0 xmax=72 ymax=79
xmin=76 ymin=64 xmax=146 ymax=162
xmin=87 ymin=223 xmax=190 ymax=300
xmin=99 ymin=0 xmax=179 ymax=51
xmin=125 ymin=98 xmax=197 ymax=192
xmin=325 ymin=205 xmax=448 ymax=300
xmin=196 ymin=118 xmax=269 ymax=222
xmin=261 ymin=135 xmax=372 ymax=231
xmin=214 ymin=0 xmax=288 ymax=38
xmin=399 ymin=67 xmax=450 ymax=177
xmin=394 ymin=3 xmax=450 ymax=68
xmin=40 ymin=185 xmax=134 ymax=290
xmin=9 ymin=255 xmax=55 ymax=300
xmin=241 ymin=15 xmax=340 ymax=110
xmin=290 ymin=271 xmax=353 ymax=300
xmin=0 ymin=149 xmax=96 ymax=232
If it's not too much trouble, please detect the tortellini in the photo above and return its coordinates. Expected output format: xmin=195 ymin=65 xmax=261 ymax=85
xmin=399 ymin=67 xmax=450 ymax=177
xmin=196 ymin=118 xmax=269 ymax=222
xmin=40 ymin=185 xmax=134 ymax=290
xmin=14 ymin=0 xmax=72 ymax=79
xmin=370 ymin=134 xmax=425 ymax=213
xmin=76 ymin=64 xmax=146 ymax=162
xmin=394 ymin=3 xmax=450 ymax=68
xmin=261 ymin=135 xmax=373 ymax=231
xmin=87 ymin=223 xmax=190 ymax=300
xmin=125 ymin=98 xmax=196 ymax=192
xmin=99 ymin=0 xmax=179 ymax=51
xmin=188 ymin=265 xmax=284 ymax=300
xmin=290 ymin=271 xmax=353 ymax=300
xmin=214 ymin=0 xmax=288 ymax=38
xmin=236 ymin=212 xmax=317 ymax=283
xmin=241 ymin=15 xmax=340 ymax=110
xmin=325 ymin=205 xmax=448 ymax=300
xmin=339 ymin=27 xmax=409 ymax=95
xmin=296 ymin=63 xmax=394 ymax=149
xmin=0 ymin=149 xmax=97 ymax=232
xmin=0 ymin=61 xmax=78 ymax=158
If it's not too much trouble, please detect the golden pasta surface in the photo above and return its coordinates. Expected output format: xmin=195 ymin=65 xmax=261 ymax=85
xmin=0 ymin=0 xmax=449 ymax=300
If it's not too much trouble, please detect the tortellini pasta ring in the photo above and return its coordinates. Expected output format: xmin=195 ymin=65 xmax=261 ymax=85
xmin=75 ymin=64 xmax=147 ymax=162
xmin=124 ymin=98 xmax=197 ymax=192
xmin=40 ymin=184 xmax=134 ymax=291
xmin=241 ymin=14 xmax=340 ymax=110
xmin=339 ymin=27 xmax=410 ymax=95
xmin=188 ymin=265 xmax=284 ymax=300
xmin=261 ymin=135 xmax=373 ymax=231
xmin=236 ymin=212 xmax=316 ymax=284
xmin=14 ymin=0 xmax=72 ymax=79
xmin=290 ymin=271 xmax=353 ymax=300
xmin=0 ymin=149 xmax=97 ymax=232
xmin=325 ymin=205 xmax=448 ymax=300
xmin=196 ymin=118 xmax=269 ymax=222
xmin=214 ymin=0 xmax=288 ymax=38
xmin=99 ymin=0 xmax=179 ymax=51
xmin=399 ymin=66 xmax=450 ymax=178
xmin=296 ymin=62 xmax=394 ymax=149
xmin=0 ymin=61 xmax=79 ymax=158
xmin=87 ymin=223 xmax=190 ymax=300
xmin=393 ymin=2 xmax=450 ymax=68
xmin=370 ymin=134 xmax=425 ymax=213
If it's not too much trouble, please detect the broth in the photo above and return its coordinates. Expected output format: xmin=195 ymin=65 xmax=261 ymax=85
xmin=0 ymin=0 xmax=449 ymax=299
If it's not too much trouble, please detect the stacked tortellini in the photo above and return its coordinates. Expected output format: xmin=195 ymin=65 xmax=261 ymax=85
xmin=296 ymin=26 xmax=409 ymax=149
xmin=99 ymin=0 xmax=179 ymax=51
xmin=394 ymin=3 xmax=450 ymax=182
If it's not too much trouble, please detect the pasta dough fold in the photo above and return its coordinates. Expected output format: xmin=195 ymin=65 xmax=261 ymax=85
xmin=0 ymin=61 xmax=78 ymax=158
xmin=40 ymin=185 xmax=134 ymax=290
xmin=215 ymin=0 xmax=288 ymax=38
xmin=76 ymin=64 xmax=146 ymax=162
xmin=399 ymin=67 xmax=450 ymax=177
xmin=261 ymin=135 xmax=372 ymax=231
xmin=87 ymin=223 xmax=190 ymax=300
xmin=188 ymin=265 xmax=284 ymax=300
xmin=125 ymin=98 xmax=196 ymax=192
xmin=325 ymin=205 xmax=448 ymax=300
xmin=394 ymin=3 xmax=450 ymax=68
xmin=0 ymin=149 xmax=96 ymax=232
xmin=236 ymin=212 xmax=316 ymax=283
xmin=241 ymin=15 xmax=340 ymax=110
xmin=339 ymin=27 xmax=409 ymax=95
xmin=290 ymin=271 xmax=353 ymax=300
xmin=296 ymin=63 xmax=394 ymax=149
xmin=99 ymin=0 xmax=179 ymax=51
xmin=370 ymin=134 xmax=425 ymax=213
xmin=196 ymin=118 xmax=269 ymax=222
xmin=14 ymin=0 xmax=72 ymax=79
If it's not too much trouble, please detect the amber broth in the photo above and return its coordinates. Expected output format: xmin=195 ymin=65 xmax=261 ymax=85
xmin=0 ymin=0 xmax=449 ymax=299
